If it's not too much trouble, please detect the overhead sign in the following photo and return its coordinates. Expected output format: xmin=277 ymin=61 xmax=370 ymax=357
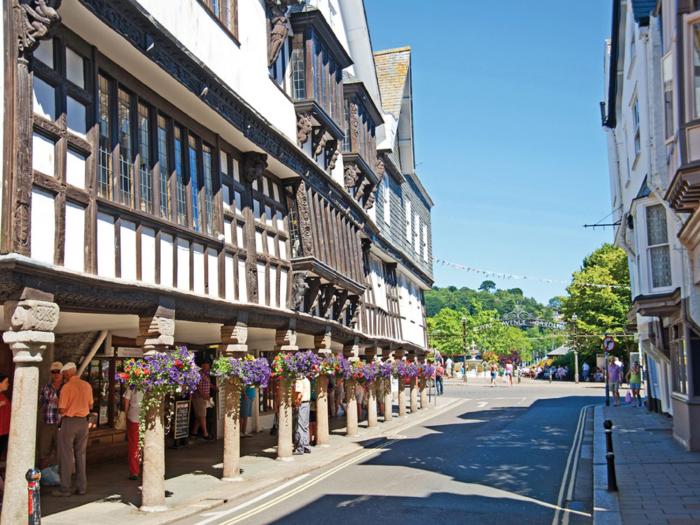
xmin=603 ymin=337 xmax=615 ymax=352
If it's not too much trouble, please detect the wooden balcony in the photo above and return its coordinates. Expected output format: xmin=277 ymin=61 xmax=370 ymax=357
xmin=666 ymin=164 xmax=700 ymax=212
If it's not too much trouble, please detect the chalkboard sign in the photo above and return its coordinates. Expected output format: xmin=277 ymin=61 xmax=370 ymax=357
xmin=173 ymin=400 xmax=191 ymax=440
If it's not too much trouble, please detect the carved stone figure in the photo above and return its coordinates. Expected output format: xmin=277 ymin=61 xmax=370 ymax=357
xmin=241 ymin=152 xmax=267 ymax=185
xmin=344 ymin=164 xmax=359 ymax=190
xmin=6 ymin=299 xmax=59 ymax=332
xmin=363 ymin=191 xmax=376 ymax=211
xmin=375 ymin=158 xmax=385 ymax=179
xmin=17 ymin=0 xmax=62 ymax=55
xmin=247 ymin=264 xmax=258 ymax=304
xmin=267 ymin=0 xmax=301 ymax=66
xmin=291 ymin=271 xmax=309 ymax=311
xmin=349 ymin=102 xmax=359 ymax=145
xmin=296 ymin=113 xmax=313 ymax=145
xmin=312 ymin=127 xmax=328 ymax=158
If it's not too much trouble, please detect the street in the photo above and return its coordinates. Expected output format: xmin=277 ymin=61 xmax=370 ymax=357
xmin=179 ymin=381 xmax=603 ymax=525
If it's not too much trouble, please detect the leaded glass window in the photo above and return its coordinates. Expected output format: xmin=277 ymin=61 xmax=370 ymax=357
xmin=646 ymin=204 xmax=672 ymax=288
xmin=137 ymin=102 xmax=152 ymax=213
xmin=117 ymin=89 xmax=133 ymax=207
xmin=98 ymin=75 xmax=112 ymax=199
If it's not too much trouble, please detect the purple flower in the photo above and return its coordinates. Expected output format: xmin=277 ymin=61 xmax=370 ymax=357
xmin=294 ymin=351 xmax=320 ymax=378
xmin=378 ymin=361 xmax=393 ymax=379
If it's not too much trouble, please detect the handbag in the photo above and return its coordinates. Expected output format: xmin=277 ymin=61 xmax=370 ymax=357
xmin=114 ymin=410 xmax=126 ymax=431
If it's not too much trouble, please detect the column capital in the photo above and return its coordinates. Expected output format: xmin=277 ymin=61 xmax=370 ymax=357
xmin=275 ymin=321 xmax=298 ymax=352
xmin=364 ymin=345 xmax=379 ymax=360
xmin=221 ymin=320 xmax=248 ymax=355
xmin=314 ymin=327 xmax=332 ymax=356
xmin=343 ymin=338 xmax=360 ymax=360
xmin=3 ymin=299 xmax=59 ymax=363
xmin=137 ymin=308 xmax=175 ymax=354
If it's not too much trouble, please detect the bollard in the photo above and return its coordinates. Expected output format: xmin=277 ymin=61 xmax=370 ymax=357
xmin=603 ymin=419 xmax=618 ymax=491
xmin=26 ymin=468 xmax=42 ymax=525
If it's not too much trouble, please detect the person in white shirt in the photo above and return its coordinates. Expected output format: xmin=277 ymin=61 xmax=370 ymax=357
xmin=445 ymin=358 xmax=453 ymax=378
xmin=293 ymin=377 xmax=311 ymax=455
xmin=123 ymin=388 xmax=144 ymax=480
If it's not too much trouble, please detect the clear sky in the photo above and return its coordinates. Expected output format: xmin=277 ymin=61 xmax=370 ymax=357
xmin=364 ymin=1 xmax=613 ymax=304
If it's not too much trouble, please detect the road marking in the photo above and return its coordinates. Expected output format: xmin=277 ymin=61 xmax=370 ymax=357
xmin=552 ymin=405 xmax=591 ymax=525
xmin=551 ymin=405 xmax=588 ymax=525
xmin=476 ymin=401 xmax=488 ymax=408
xmin=218 ymin=439 xmax=398 ymax=524
xmin=194 ymin=474 xmax=310 ymax=525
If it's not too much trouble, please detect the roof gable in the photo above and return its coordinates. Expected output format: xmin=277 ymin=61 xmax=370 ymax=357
xmin=374 ymin=47 xmax=411 ymax=119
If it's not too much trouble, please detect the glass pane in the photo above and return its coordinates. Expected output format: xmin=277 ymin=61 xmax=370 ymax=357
xmin=646 ymin=204 xmax=668 ymax=245
xmin=98 ymin=75 xmax=112 ymax=199
xmin=32 ymin=77 xmax=55 ymax=120
xmin=188 ymin=135 xmax=201 ymax=232
xmin=117 ymin=89 xmax=133 ymax=206
xmin=174 ymin=126 xmax=187 ymax=225
xmin=138 ymin=103 xmax=152 ymax=213
xmin=32 ymin=132 xmax=55 ymax=177
xmin=65 ymin=47 xmax=85 ymax=88
xmin=34 ymin=38 xmax=53 ymax=68
xmin=67 ymin=96 xmax=87 ymax=137
xmin=650 ymin=245 xmax=672 ymax=288
xmin=202 ymin=145 xmax=214 ymax=235
xmin=157 ymin=115 xmax=171 ymax=219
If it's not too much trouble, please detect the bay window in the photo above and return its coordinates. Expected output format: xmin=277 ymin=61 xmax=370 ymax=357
xmin=646 ymin=204 xmax=672 ymax=289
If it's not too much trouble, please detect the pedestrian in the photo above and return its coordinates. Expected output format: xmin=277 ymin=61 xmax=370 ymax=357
xmin=608 ymin=357 xmax=622 ymax=407
xmin=445 ymin=357 xmax=453 ymax=378
xmin=0 ymin=373 xmax=10 ymax=462
xmin=335 ymin=377 xmax=345 ymax=417
xmin=328 ymin=376 xmax=336 ymax=417
xmin=490 ymin=363 xmax=497 ymax=387
xmin=505 ymin=361 xmax=514 ymax=386
xmin=582 ymin=361 xmax=590 ymax=382
xmin=54 ymin=362 xmax=93 ymax=497
xmin=293 ymin=375 xmax=311 ymax=455
xmin=191 ymin=361 xmax=215 ymax=440
xmin=626 ymin=361 xmax=643 ymax=407
xmin=123 ymin=386 xmax=143 ymax=480
xmin=435 ymin=363 xmax=444 ymax=395
xmin=38 ymin=361 xmax=63 ymax=468
xmin=240 ymin=384 xmax=256 ymax=437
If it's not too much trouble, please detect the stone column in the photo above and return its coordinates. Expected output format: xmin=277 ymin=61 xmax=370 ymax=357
xmin=420 ymin=377 xmax=429 ymax=409
xmin=344 ymin=340 xmax=359 ymax=437
xmin=382 ymin=348 xmax=394 ymax=422
xmin=276 ymin=324 xmax=298 ymax=460
xmin=314 ymin=329 xmax=332 ymax=446
xmin=1 ymin=297 xmax=58 ymax=525
xmin=251 ymin=384 xmax=261 ymax=433
xmin=396 ymin=350 xmax=407 ymax=417
xmin=367 ymin=381 xmax=378 ymax=427
xmin=220 ymin=320 xmax=248 ymax=481
xmin=410 ymin=377 xmax=419 ymax=413
xmin=137 ymin=307 xmax=175 ymax=512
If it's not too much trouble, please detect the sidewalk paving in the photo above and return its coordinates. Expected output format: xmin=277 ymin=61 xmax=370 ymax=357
xmin=41 ymin=395 xmax=463 ymax=525
xmin=593 ymin=403 xmax=700 ymax=525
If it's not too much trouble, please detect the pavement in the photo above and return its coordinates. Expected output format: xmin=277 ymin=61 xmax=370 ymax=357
xmin=593 ymin=402 xmax=700 ymax=525
xmin=41 ymin=392 xmax=463 ymax=525
xmin=175 ymin=379 xmax=603 ymax=525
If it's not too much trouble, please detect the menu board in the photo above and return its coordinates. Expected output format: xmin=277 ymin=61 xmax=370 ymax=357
xmin=173 ymin=400 xmax=191 ymax=440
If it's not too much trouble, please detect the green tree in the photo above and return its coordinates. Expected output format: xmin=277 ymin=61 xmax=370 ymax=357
xmin=561 ymin=243 xmax=632 ymax=365
xmin=479 ymin=280 xmax=496 ymax=293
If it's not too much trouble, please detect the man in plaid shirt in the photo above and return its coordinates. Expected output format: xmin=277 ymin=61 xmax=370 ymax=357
xmin=39 ymin=361 xmax=64 ymax=467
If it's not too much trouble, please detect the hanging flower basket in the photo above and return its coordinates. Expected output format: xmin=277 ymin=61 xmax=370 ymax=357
xmin=378 ymin=361 xmax=393 ymax=380
xmin=418 ymin=363 xmax=436 ymax=379
xmin=319 ymin=355 xmax=347 ymax=378
xmin=212 ymin=354 xmax=271 ymax=388
xmin=271 ymin=352 xmax=298 ymax=381
xmin=394 ymin=361 xmax=419 ymax=380
xmin=115 ymin=346 xmax=200 ymax=447
xmin=344 ymin=360 xmax=377 ymax=384
xmin=293 ymin=350 xmax=320 ymax=379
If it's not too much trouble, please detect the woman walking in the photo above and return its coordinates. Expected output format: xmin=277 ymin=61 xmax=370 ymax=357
xmin=490 ymin=363 xmax=498 ymax=387
xmin=626 ymin=362 xmax=643 ymax=407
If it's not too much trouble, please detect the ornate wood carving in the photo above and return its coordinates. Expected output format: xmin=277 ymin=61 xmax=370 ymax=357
xmin=326 ymin=140 xmax=339 ymax=171
xmin=318 ymin=284 xmax=336 ymax=319
xmin=296 ymin=112 xmax=313 ymax=145
xmin=266 ymin=0 xmax=297 ymax=67
xmin=344 ymin=164 xmax=359 ymax=191
xmin=363 ymin=189 xmax=376 ymax=211
xmin=246 ymin=263 xmax=258 ymax=304
xmin=349 ymin=102 xmax=359 ymax=145
xmin=312 ymin=127 xmax=328 ymax=158
xmin=304 ymin=276 xmax=322 ymax=312
xmin=348 ymin=295 xmax=360 ymax=328
xmin=291 ymin=271 xmax=309 ymax=311
xmin=375 ymin=158 xmax=385 ymax=180
xmin=241 ymin=152 xmax=267 ymax=186
xmin=17 ymin=0 xmax=62 ymax=56
xmin=333 ymin=289 xmax=349 ymax=322
xmin=295 ymin=181 xmax=314 ymax=256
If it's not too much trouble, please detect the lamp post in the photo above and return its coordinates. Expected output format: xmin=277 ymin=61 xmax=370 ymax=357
xmin=461 ymin=317 xmax=468 ymax=383
xmin=572 ymin=313 xmax=579 ymax=384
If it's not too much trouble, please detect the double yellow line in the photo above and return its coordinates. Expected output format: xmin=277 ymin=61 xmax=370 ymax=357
xmin=219 ymin=439 xmax=398 ymax=524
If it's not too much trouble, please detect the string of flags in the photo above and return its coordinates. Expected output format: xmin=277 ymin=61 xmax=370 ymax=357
xmin=432 ymin=257 xmax=630 ymax=290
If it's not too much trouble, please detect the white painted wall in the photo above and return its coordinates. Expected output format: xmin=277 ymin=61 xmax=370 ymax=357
xmin=64 ymin=202 xmax=85 ymax=272
xmin=30 ymin=188 xmax=55 ymax=264
xmin=160 ymin=234 xmax=174 ymax=287
xmin=134 ymin=0 xmax=295 ymax=141
xmin=141 ymin=227 xmax=156 ymax=284
xmin=120 ymin=221 xmax=137 ymax=281
xmin=96 ymin=213 xmax=115 ymax=278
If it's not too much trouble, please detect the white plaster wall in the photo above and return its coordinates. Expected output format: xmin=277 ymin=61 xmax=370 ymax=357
xmin=176 ymin=237 xmax=190 ymax=290
xmin=64 ymin=202 xmax=85 ymax=272
xmin=141 ymin=227 xmax=156 ymax=284
xmin=225 ymin=254 xmax=235 ymax=301
xmin=31 ymin=188 xmax=55 ymax=264
xmin=160 ymin=234 xmax=174 ymax=287
xmin=96 ymin=213 xmax=115 ymax=278
xmin=120 ymin=220 xmax=137 ymax=281
xmin=134 ymin=0 xmax=296 ymax=141
xmin=238 ymin=258 xmax=248 ymax=301
xmin=207 ymin=248 xmax=218 ymax=298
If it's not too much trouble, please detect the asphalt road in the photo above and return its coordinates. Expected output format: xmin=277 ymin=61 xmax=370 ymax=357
xmin=180 ymin=380 xmax=603 ymax=525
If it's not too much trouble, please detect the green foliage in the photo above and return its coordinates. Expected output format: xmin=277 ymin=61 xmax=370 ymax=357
xmin=561 ymin=243 xmax=632 ymax=365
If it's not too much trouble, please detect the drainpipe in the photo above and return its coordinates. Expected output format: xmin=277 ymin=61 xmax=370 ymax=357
xmin=77 ymin=330 xmax=109 ymax=377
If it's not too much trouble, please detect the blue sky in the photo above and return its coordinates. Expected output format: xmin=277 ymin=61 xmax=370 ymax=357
xmin=365 ymin=1 xmax=613 ymax=304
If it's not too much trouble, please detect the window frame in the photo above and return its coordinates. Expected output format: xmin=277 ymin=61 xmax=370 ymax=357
xmin=643 ymin=203 xmax=673 ymax=291
xmin=197 ymin=0 xmax=239 ymax=43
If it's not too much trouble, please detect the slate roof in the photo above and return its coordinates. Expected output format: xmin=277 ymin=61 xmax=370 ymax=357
xmin=631 ymin=0 xmax=656 ymax=24
xmin=374 ymin=46 xmax=411 ymax=119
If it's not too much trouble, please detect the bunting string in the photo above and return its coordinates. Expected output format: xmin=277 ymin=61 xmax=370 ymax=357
xmin=432 ymin=257 xmax=630 ymax=290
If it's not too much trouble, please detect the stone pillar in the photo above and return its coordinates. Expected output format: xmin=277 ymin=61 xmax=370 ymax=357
xmin=420 ymin=377 xmax=429 ymax=409
xmin=276 ymin=324 xmax=298 ymax=460
xmin=251 ymin=384 xmax=261 ymax=433
xmin=220 ymin=320 xmax=247 ymax=481
xmin=314 ymin=329 xmax=332 ymax=447
xmin=1 ymin=297 xmax=58 ymax=525
xmin=410 ymin=377 xmax=419 ymax=413
xmin=382 ymin=348 xmax=394 ymax=422
xmin=137 ymin=307 xmax=175 ymax=512
xmin=344 ymin=340 xmax=359 ymax=437
xmin=367 ymin=381 xmax=378 ymax=427
xmin=396 ymin=350 xmax=406 ymax=417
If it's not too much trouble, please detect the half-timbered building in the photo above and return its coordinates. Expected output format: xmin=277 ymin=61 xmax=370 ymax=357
xmin=0 ymin=0 xmax=433 ymax=518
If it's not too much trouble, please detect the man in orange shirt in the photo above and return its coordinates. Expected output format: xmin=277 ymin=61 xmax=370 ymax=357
xmin=53 ymin=362 xmax=93 ymax=497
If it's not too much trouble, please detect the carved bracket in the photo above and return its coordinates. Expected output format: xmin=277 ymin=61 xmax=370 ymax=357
xmin=296 ymin=112 xmax=313 ymax=145
xmin=304 ymin=277 xmax=322 ymax=312
xmin=221 ymin=318 xmax=248 ymax=354
xmin=17 ymin=0 xmax=63 ymax=58
xmin=312 ymin=127 xmax=329 ymax=158
xmin=318 ymin=284 xmax=336 ymax=319
xmin=326 ymin=140 xmax=339 ymax=171
xmin=294 ymin=181 xmax=314 ymax=256
xmin=241 ymin=151 xmax=267 ymax=186
xmin=291 ymin=271 xmax=309 ymax=311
